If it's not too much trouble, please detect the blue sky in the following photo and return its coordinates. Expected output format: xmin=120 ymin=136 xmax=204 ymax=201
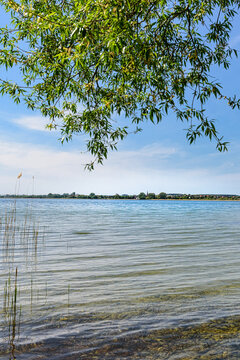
xmin=0 ymin=10 xmax=240 ymax=195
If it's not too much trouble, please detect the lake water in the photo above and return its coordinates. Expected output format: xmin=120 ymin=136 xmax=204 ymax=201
xmin=1 ymin=199 xmax=240 ymax=359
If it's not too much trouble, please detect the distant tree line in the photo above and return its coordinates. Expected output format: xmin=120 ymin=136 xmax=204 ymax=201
xmin=0 ymin=192 xmax=239 ymax=200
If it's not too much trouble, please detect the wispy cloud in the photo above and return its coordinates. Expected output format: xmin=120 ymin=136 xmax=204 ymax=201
xmin=230 ymin=34 xmax=240 ymax=48
xmin=120 ymin=143 xmax=177 ymax=159
xmin=11 ymin=115 xmax=52 ymax=132
xmin=0 ymin=140 xmax=89 ymax=174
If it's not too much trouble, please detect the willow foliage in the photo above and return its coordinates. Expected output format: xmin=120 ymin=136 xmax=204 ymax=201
xmin=0 ymin=0 xmax=239 ymax=168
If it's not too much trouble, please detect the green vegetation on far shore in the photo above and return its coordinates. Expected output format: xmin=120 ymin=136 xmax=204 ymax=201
xmin=0 ymin=192 xmax=239 ymax=201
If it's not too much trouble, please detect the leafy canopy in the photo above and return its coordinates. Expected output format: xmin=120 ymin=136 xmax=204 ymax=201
xmin=0 ymin=0 xmax=239 ymax=168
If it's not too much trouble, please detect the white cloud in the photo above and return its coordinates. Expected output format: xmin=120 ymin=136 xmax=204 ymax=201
xmin=10 ymin=105 xmax=87 ymax=132
xmin=0 ymin=140 xmax=239 ymax=195
xmin=11 ymin=116 xmax=52 ymax=132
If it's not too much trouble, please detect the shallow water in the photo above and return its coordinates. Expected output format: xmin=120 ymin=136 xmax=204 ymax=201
xmin=0 ymin=199 xmax=240 ymax=359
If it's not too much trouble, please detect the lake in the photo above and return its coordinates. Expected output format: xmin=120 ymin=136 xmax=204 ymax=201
xmin=1 ymin=198 xmax=240 ymax=359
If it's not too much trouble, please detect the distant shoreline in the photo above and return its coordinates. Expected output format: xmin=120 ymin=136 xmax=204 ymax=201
xmin=0 ymin=196 xmax=239 ymax=201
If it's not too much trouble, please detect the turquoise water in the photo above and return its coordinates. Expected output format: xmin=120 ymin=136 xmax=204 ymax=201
xmin=1 ymin=199 xmax=240 ymax=359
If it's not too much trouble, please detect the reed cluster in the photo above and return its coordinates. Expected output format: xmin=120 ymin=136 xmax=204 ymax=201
xmin=1 ymin=199 xmax=44 ymax=359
